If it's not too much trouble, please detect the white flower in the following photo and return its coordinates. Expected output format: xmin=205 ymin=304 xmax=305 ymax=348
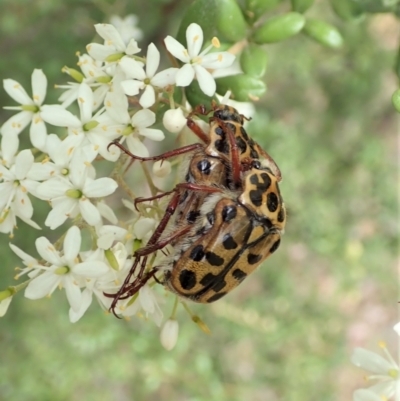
xmin=57 ymin=54 xmax=112 ymax=109
xmin=117 ymin=284 xmax=163 ymax=326
xmin=68 ymin=246 xmax=120 ymax=322
xmin=120 ymin=43 xmax=178 ymax=108
xmin=0 ymin=147 xmax=42 ymax=232
xmin=10 ymin=243 xmax=41 ymax=278
xmin=97 ymin=225 xmax=129 ymax=249
xmin=105 ymin=92 xmax=164 ymax=157
xmin=87 ymin=24 xmax=141 ymax=62
xmin=41 ymin=83 xmax=121 ymax=162
xmin=164 ymin=23 xmax=235 ymax=96
xmin=110 ymin=14 xmax=143 ymax=43
xmin=352 ymin=342 xmax=399 ymax=400
xmin=36 ymin=163 xmax=118 ymax=229
xmin=163 ymin=108 xmax=187 ymax=133
xmin=1 ymin=69 xmax=51 ymax=150
xmin=160 ymin=319 xmax=179 ymax=350
xmin=25 ymin=226 xmax=110 ymax=313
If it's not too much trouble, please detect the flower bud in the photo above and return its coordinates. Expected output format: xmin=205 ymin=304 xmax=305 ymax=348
xmin=329 ymin=0 xmax=364 ymax=21
xmin=160 ymin=319 xmax=179 ymax=350
xmin=163 ymin=109 xmax=186 ymax=133
xmin=152 ymin=160 xmax=172 ymax=178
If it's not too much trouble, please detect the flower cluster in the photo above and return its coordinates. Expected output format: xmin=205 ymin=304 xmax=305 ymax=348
xmin=0 ymin=16 xmax=237 ymax=349
xmin=352 ymin=341 xmax=399 ymax=401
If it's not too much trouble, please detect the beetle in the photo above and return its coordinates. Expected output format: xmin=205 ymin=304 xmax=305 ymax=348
xmin=105 ymin=104 xmax=285 ymax=314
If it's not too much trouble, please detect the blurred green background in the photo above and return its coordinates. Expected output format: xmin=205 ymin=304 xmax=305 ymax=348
xmin=0 ymin=0 xmax=398 ymax=400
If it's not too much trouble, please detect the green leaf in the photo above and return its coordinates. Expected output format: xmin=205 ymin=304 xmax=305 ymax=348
xmin=240 ymin=44 xmax=268 ymax=78
xmin=392 ymin=89 xmax=400 ymax=113
xmin=291 ymin=0 xmax=315 ymax=13
xmin=216 ymin=74 xmax=266 ymax=101
xmin=185 ymin=80 xmax=218 ymax=108
xmin=244 ymin=0 xmax=282 ymax=23
xmin=177 ymin=0 xmax=247 ymax=44
xmin=329 ymin=0 xmax=364 ymax=21
xmin=252 ymin=12 xmax=305 ymax=44
xmin=303 ymin=19 xmax=343 ymax=48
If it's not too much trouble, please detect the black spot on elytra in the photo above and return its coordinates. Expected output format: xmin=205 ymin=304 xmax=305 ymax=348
xmin=249 ymin=189 xmax=263 ymax=206
xmin=249 ymin=173 xmax=271 ymax=190
xmin=213 ymin=280 xmax=227 ymax=292
xmin=270 ymin=238 xmax=281 ymax=253
xmin=252 ymin=160 xmax=261 ymax=169
xmin=236 ymin=136 xmax=247 ymax=154
xmin=240 ymin=126 xmax=249 ymax=141
xmin=267 ymin=192 xmax=279 ymax=212
xmin=206 ymin=211 xmax=215 ymax=225
xmin=214 ymin=138 xmax=229 ymax=154
xmin=222 ymin=233 xmax=238 ymax=250
xmin=179 ymin=269 xmax=196 ymax=290
xmin=187 ymin=210 xmax=201 ymax=224
xmin=206 ymin=251 xmax=224 ymax=266
xmin=232 ymin=268 xmax=247 ymax=282
xmin=197 ymin=159 xmax=211 ymax=175
xmin=206 ymin=292 xmax=227 ymax=303
xmin=189 ymin=244 xmax=205 ymax=261
xmin=222 ymin=205 xmax=237 ymax=222
xmin=200 ymin=273 xmax=216 ymax=286
xmin=247 ymin=253 xmax=262 ymax=265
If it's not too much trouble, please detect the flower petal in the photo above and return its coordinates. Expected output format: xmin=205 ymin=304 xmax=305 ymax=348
xmin=31 ymin=69 xmax=47 ymax=106
xmin=35 ymin=236 xmax=63 ymax=265
xmin=164 ymin=36 xmax=190 ymax=63
xmin=29 ymin=117 xmax=47 ymax=151
xmin=186 ymin=23 xmax=203 ymax=59
xmin=83 ymin=177 xmax=118 ymax=197
xmin=175 ymin=64 xmax=195 ymax=87
xmin=3 ymin=79 xmax=32 ymax=105
xmin=94 ymin=24 xmax=126 ymax=52
xmin=146 ymin=43 xmax=160 ymax=78
xmin=0 ymin=111 xmax=32 ymax=136
xmin=41 ymin=105 xmax=81 ymax=128
xmin=64 ymin=226 xmax=81 ymax=265
xmin=25 ymin=271 xmax=60 ymax=299
xmin=139 ymin=128 xmax=164 ymax=141
xmin=194 ymin=65 xmax=216 ymax=96
xmin=64 ymin=276 xmax=82 ymax=312
xmin=15 ymin=149 xmax=33 ymax=180
xmin=121 ymin=79 xmax=143 ymax=96
xmin=126 ymin=136 xmax=149 ymax=157
xmin=131 ymin=108 xmax=155 ymax=128
xmin=139 ymin=85 xmax=156 ymax=109
xmin=79 ymin=198 xmax=102 ymax=226
xmin=74 ymin=260 xmax=109 ymax=277
xmin=77 ymin=83 xmax=94 ymax=123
